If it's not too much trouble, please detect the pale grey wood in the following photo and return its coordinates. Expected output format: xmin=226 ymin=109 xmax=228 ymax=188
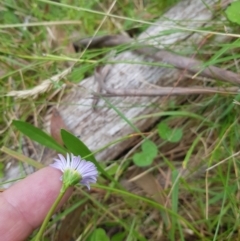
xmin=42 ymin=0 xmax=219 ymax=163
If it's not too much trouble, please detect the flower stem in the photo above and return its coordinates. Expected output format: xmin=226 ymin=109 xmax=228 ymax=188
xmin=34 ymin=185 xmax=67 ymax=241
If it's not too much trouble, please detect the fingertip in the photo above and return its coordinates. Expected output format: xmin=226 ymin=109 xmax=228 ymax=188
xmin=0 ymin=166 xmax=73 ymax=241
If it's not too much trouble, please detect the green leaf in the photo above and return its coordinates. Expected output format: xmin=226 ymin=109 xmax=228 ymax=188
xmin=106 ymin=163 xmax=119 ymax=176
xmin=141 ymin=140 xmax=158 ymax=158
xmin=133 ymin=152 xmax=154 ymax=167
xmin=61 ymin=129 xmax=96 ymax=162
xmin=70 ymin=67 xmax=84 ymax=83
xmin=12 ymin=120 xmax=66 ymax=154
xmin=226 ymin=1 xmax=240 ymax=25
xmin=168 ymin=128 xmax=182 ymax=143
xmin=157 ymin=122 xmax=183 ymax=143
xmin=87 ymin=228 xmax=110 ymax=241
xmin=157 ymin=121 xmax=171 ymax=140
xmin=132 ymin=140 xmax=158 ymax=167
xmin=111 ymin=232 xmax=126 ymax=241
xmin=3 ymin=11 xmax=19 ymax=24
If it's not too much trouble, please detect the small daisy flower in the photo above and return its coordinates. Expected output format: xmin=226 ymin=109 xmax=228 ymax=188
xmin=50 ymin=153 xmax=98 ymax=190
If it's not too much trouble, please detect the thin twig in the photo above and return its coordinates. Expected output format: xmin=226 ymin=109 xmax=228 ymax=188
xmin=93 ymin=67 xmax=239 ymax=100
xmin=75 ymin=35 xmax=240 ymax=86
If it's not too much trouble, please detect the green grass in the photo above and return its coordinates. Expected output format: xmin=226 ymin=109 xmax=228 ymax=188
xmin=1 ymin=0 xmax=240 ymax=240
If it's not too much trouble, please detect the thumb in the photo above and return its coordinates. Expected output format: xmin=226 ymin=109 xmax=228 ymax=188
xmin=0 ymin=167 xmax=72 ymax=241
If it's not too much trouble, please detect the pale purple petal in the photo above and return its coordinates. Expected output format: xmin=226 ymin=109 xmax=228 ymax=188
xmin=58 ymin=154 xmax=67 ymax=166
xmin=50 ymin=153 xmax=98 ymax=189
xmin=82 ymin=183 xmax=90 ymax=190
xmin=66 ymin=153 xmax=71 ymax=167
xmin=81 ymin=177 xmax=97 ymax=183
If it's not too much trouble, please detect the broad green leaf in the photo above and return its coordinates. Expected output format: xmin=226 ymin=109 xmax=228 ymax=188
xmin=111 ymin=232 xmax=126 ymax=241
xmin=12 ymin=120 xmax=66 ymax=154
xmin=157 ymin=121 xmax=170 ymax=139
xmin=226 ymin=1 xmax=240 ymax=25
xmin=61 ymin=129 xmax=96 ymax=162
xmin=133 ymin=152 xmax=154 ymax=167
xmin=168 ymin=128 xmax=182 ymax=143
xmin=141 ymin=140 xmax=158 ymax=158
xmin=157 ymin=122 xmax=183 ymax=143
xmin=87 ymin=228 xmax=110 ymax=241
xmin=3 ymin=11 xmax=19 ymax=24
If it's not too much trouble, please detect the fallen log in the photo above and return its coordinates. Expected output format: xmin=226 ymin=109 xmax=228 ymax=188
xmin=41 ymin=0 xmax=233 ymax=164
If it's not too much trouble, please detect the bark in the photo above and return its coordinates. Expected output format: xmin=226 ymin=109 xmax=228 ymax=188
xmin=43 ymin=0 xmax=228 ymax=164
